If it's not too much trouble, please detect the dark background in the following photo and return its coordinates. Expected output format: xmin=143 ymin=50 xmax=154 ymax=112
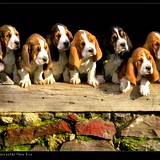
xmin=0 ymin=3 xmax=160 ymax=49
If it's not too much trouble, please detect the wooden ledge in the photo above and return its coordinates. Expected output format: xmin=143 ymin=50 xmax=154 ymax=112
xmin=0 ymin=82 xmax=160 ymax=112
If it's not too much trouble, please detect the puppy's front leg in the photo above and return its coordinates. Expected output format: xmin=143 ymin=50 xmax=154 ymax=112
xmin=70 ymin=69 xmax=81 ymax=84
xmin=34 ymin=66 xmax=45 ymax=85
xmin=43 ymin=69 xmax=55 ymax=84
xmin=18 ymin=69 xmax=31 ymax=88
xmin=120 ymin=77 xmax=131 ymax=93
xmin=140 ymin=78 xmax=150 ymax=96
xmin=88 ymin=62 xmax=99 ymax=87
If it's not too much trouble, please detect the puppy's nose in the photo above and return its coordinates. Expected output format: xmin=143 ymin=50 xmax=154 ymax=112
xmin=15 ymin=41 xmax=20 ymax=47
xmin=146 ymin=66 xmax=151 ymax=71
xmin=120 ymin=42 xmax=126 ymax=47
xmin=63 ymin=41 xmax=69 ymax=47
xmin=88 ymin=48 xmax=94 ymax=53
xmin=42 ymin=57 xmax=48 ymax=62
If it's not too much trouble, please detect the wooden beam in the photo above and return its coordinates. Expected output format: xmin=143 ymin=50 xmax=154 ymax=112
xmin=0 ymin=83 xmax=160 ymax=112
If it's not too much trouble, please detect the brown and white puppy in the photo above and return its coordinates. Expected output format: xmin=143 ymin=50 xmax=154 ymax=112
xmin=120 ymin=47 xmax=159 ymax=96
xmin=17 ymin=33 xmax=53 ymax=88
xmin=45 ymin=23 xmax=73 ymax=82
xmin=143 ymin=32 xmax=160 ymax=79
xmin=0 ymin=24 xmax=20 ymax=84
xmin=69 ymin=30 xmax=102 ymax=87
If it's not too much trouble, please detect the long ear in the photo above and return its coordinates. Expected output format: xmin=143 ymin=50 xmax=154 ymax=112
xmin=148 ymin=57 xmax=159 ymax=82
xmin=43 ymin=45 xmax=53 ymax=71
xmin=22 ymin=44 xmax=31 ymax=73
xmin=46 ymin=35 xmax=59 ymax=61
xmin=67 ymin=30 xmax=73 ymax=42
xmin=93 ymin=36 xmax=102 ymax=62
xmin=69 ymin=46 xmax=81 ymax=70
xmin=126 ymin=34 xmax=133 ymax=51
xmin=126 ymin=58 xmax=137 ymax=85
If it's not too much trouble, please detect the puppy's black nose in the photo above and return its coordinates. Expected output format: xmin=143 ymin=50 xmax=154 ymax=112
xmin=88 ymin=48 xmax=94 ymax=52
xmin=42 ymin=57 xmax=48 ymax=62
xmin=120 ymin=43 xmax=126 ymax=47
xmin=15 ymin=41 xmax=20 ymax=47
xmin=63 ymin=41 xmax=69 ymax=47
xmin=146 ymin=66 xmax=151 ymax=71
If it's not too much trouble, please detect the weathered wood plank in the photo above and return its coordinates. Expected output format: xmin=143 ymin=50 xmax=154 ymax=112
xmin=0 ymin=82 xmax=160 ymax=112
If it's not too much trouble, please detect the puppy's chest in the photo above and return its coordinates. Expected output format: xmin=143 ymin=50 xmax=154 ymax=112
xmin=52 ymin=52 xmax=68 ymax=75
xmin=104 ymin=54 xmax=123 ymax=76
xmin=3 ymin=51 xmax=15 ymax=74
xmin=79 ymin=58 xmax=93 ymax=73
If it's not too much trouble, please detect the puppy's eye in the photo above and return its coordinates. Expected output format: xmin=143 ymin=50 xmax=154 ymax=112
xmin=15 ymin=33 xmax=19 ymax=37
xmin=81 ymin=42 xmax=85 ymax=47
xmin=120 ymin=31 xmax=125 ymax=37
xmin=155 ymin=42 xmax=160 ymax=47
xmin=112 ymin=35 xmax=117 ymax=41
xmin=37 ymin=46 xmax=41 ymax=52
xmin=56 ymin=33 xmax=61 ymax=39
xmin=6 ymin=33 xmax=11 ymax=38
xmin=44 ymin=45 xmax=48 ymax=50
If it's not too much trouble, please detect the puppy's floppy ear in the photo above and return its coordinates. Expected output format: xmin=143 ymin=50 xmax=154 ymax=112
xmin=46 ymin=35 xmax=59 ymax=61
xmin=43 ymin=44 xmax=53 ymax=71
xmin=147 ymin=56 xmax=159 ymax=82
xmin=126 ymin=58 xmax=137 ymax=85
xmin=126 ymin=33 xmax=133 ymax=51
xmin=93 ymin=35 xmax=102 ymax=62
xmin=22 ymin=44 xmax=31 ymax=73
xmin=67 ymin=30 xmax=73 ymax=42
xmin=69 ymin=45 xmax=81 ymax=70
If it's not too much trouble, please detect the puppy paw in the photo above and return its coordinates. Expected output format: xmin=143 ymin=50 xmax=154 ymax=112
xmin=70 ymin=77 xmax=81 ymax=84
xmin=88 ymin=78 xmax=99 ymax=87
xmin=44 ymin=74 xmax=55 ymax=84
xmin=34 ymin=80 xmax=45 ymax=85
xmin=120 ymin=78 xmax=131 ymax=93
xmin=19 ymin=79 xmax=31 ymax=88
xmin=140 ymin=85 xmax=150 ymax=96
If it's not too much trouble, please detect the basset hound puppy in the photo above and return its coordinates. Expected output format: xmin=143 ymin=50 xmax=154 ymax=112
xmin=45 ymin=23 xmax=73 ymax=82
xmin=69 ymin=30 xmax=102 ymax=87
xmin=102 ymin=26 xmax=133 ymax=84
xmin=143 ymin=31 xmax=160 ymax=80
xmin=120 ymin=47 xmax=159 ymax=96
xmin=17 ymin=33 xmax=54 ymax=88
xmin=0 ymin=24 xmax=20 ymax=84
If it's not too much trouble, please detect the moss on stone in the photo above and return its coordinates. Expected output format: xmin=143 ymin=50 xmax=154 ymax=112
xmin=2 ymin=145 xmax=31 ymax=151
xmin=77 ymin=135 xmax=93 ymax=141
xmin=119 ymin=137 xmax=147 ymax=151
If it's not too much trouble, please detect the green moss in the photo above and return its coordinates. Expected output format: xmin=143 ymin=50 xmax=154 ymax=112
xmin=77 ymin=135 xmax=93 ymax=141
xmin=2 ymin=145 xmax=31 ymax=151
xmin=120 ymin=137 xmax=147 ymax=151
xmin=32 ymin=119 xmax=57 ymax=127
xmin=0 ymin=126 xmax=7 ymax=134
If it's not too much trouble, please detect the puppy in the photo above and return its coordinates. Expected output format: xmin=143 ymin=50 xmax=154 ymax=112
xmin=69 ymin=30 xmax=102 ymax=87
xmin=120 ymin=47 xmax=159 ymax=96
xmin=103 ymin=26 xmax=133 ymax=84
xmin=143 ymin=31 xmax=160 ymax=79
xmin=0 ymin=24 xmax=20 ymax=84
xmin=17 ymin=33 xmax=53 ymax=88
xmin=45 ymin=23 xmax=73 ymax=82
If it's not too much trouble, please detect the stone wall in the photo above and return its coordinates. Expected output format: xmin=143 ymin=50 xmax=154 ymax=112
xmin=0 ymin=112 xmax=160 ymax=151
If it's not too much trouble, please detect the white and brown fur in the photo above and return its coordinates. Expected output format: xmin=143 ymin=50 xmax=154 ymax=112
xmin=45 ymin=23 xmax=73 ymax=82
xmin=0 ymin=24 xmax=20 ymax=84
xmin=143 ymin=31 xmax=160 ymax=81
xmin=17 ymin=33 xmax=54 ymax=88
xmin=69 ymin=30 xmax=102 ymax=87
xmin=120 ymin=47 xmax=159 ymax=96
xmin=102 ymin=26 xmax=133 ymax=84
